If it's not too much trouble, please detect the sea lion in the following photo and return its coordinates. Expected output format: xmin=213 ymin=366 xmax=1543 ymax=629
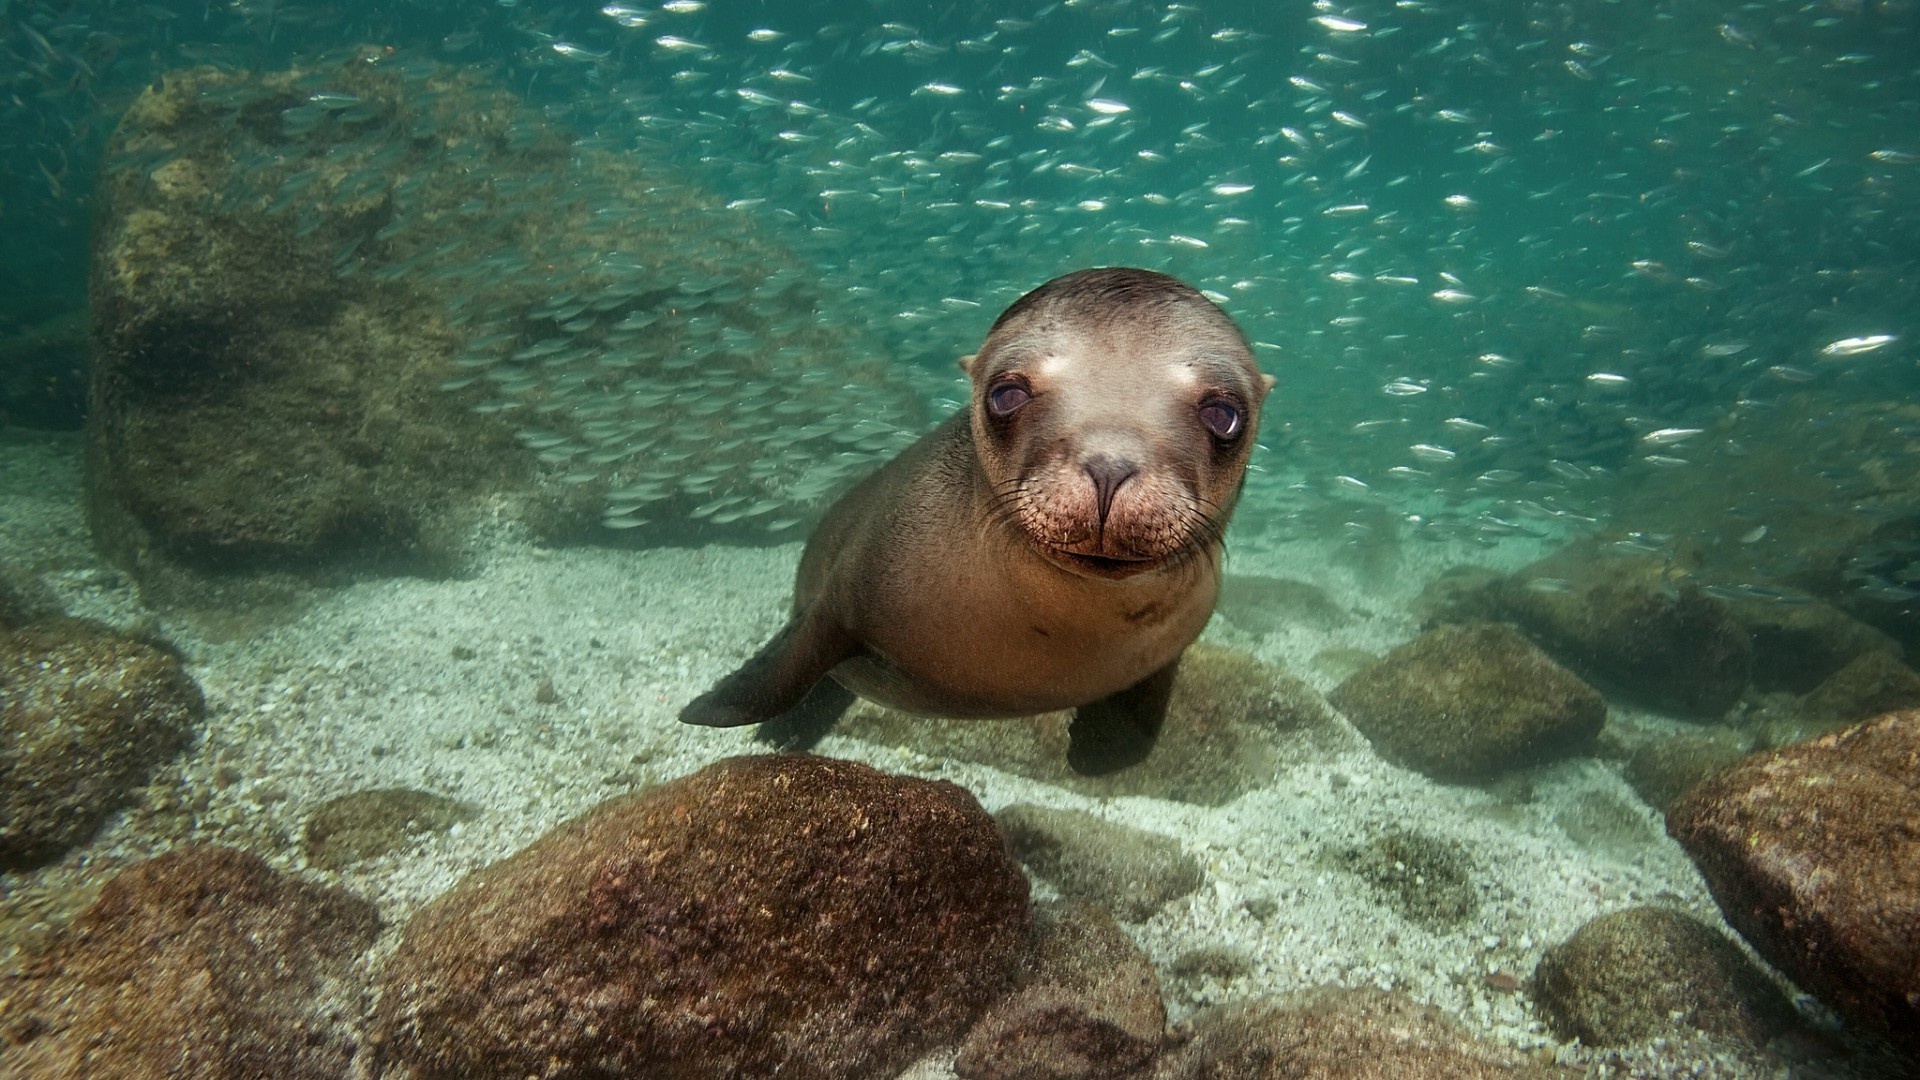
xmin=680 ymin=267 xmax=1275 ymax=774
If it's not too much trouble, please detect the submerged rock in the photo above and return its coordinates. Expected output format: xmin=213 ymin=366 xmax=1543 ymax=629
xmin=1621 ymin=727 xmax=1750 ymax=813
xmin=1155 ymin=987 xmax=1568 ymax=1079
xmin=1778 ymin=650 xmax=1920 ymax=741
xmin=1329 ymin=826 xmax=1480 ymax=931
xmin=1723 ymin=597 xmax=1900 ymax=695
xmin=1668 ymin=711 xmax=1920 ymax=1058
xmin=1329 ymin=622 xmax=1605 ymax=782
xmin=1442 ymin=544 xmax=1753 ymax=718
xmin=1532 ymin=906 xmax=1796 ymax=1049
xmin=1215 ymin=574 xmax=1356 ymax=634
xmin=0 ymin=845 xmax=379 ymax=1080
xmin=996 ymin=803 xmax=1204 ymax=923
xmin=841 ymin=643 xmax=1338 ymax=805
xmin=955 ymin=902 xmax=1164 ymax=1080
xmin=88 ymin=59 xmax=922 ymax=591
xmin=300 ymin=787 xmax=476 ymax=870
xmin=375 ymin=754 xmax=1030 ymax=1080
xmin=1 ymin=615 xmax=202 ymax=869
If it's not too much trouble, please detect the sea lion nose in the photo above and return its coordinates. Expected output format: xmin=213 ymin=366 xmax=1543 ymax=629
xmin=1083 ymin=455 xmax=1138 ymax=526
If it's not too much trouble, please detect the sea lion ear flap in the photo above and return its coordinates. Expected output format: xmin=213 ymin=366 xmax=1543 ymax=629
xmin=1259 ymin=373 xmax=1277 ymax=398
xmin=958 ymin=352 xmax=979 ymax=376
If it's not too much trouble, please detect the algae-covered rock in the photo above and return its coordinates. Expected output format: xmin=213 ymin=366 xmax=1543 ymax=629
xmin=1156 ymin=988 xmax=1569 ymax=1079
xmin=842 ymin=642 xmax=1336 ymax=805
xmin=375 ymin=754 xmax=1029 ymax=1080
xmin=1723 ymin=597 xmax=1900 ymax=695
xmin=1215 ymin=574 xmax=1356 ymax=634
xmin=1622 ymin=727 xmax=1750 ymax=813
xmin=1436 ymin=543 xmax=1753 ymax=718
xmin=955 ymin=902 xmax=1164 ymax=1080
xmin=1329 ymin=827 xmax=1480 ymax=931
xmin=996 ymin=804 xmax=1203 ymax=923
xmin=1783 ymin=650 xmax=1920 ymax=739
xmin=88 ymin=59 xmax=923 ymax=591
xmin=1 ymin=616 xmax=202 ymax=869
xmin=1329 ymin=622 xmax=1605 ymax=782
xmin=301 ymin=787 xmax=476 ymax=870
xmin=1532 ymin=906 xmax=1796 ymax=1049
xmin=1668 ymin=711 xmax=1920 ymax=1057
xmin=0 ymin=845 xmax=379 ymax=1080
xmin=1550 ymin=789 xmax=1662 ymax=858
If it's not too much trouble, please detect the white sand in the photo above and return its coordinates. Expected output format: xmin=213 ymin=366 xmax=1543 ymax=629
xmin=0 ymin=431 xmax=1841 ymax=1078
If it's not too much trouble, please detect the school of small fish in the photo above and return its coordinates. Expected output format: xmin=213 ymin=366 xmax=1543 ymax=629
xmin=2 ymin=0 xmax=1915 ymax=562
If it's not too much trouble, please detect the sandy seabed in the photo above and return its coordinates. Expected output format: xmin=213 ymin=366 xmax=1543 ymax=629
xmin=0 ymin=430 xmax=1843 ymax=1078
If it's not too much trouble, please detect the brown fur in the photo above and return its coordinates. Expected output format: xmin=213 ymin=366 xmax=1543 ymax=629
xmin=797 ymin=268 xmax=1273 ymax=717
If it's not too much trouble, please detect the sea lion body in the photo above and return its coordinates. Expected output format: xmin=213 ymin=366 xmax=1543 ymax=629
xmin=793 ymin=411 xmax=1220 ymax=718
xmin=681 ymin=267 xmax=1273 ymax=773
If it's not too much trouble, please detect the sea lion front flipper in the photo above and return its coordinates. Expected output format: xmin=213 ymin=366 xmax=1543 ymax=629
xmin=679 ymin=606 xmax=857 ymax=730
xmin=1066 ymin=658 xmax=1180 ymax=776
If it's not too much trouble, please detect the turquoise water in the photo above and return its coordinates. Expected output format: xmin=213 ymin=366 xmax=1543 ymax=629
xmin=9 ymin=2 xmax=1916 ymax=486
xmin=8 ymin=2 xmax=1917 ymax=493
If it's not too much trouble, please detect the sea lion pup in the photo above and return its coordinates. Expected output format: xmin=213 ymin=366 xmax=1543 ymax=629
xmin=680 ymin=267 xmax=1275 ymax=774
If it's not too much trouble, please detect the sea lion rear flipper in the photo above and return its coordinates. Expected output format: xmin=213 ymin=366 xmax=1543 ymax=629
xmin=1066 ymin=659 xmax=1180 ymax=776
xmin=679 ymin=606 xmax=857 ymax=730
xmin=754 ymin=678 xmax=857 ymax=752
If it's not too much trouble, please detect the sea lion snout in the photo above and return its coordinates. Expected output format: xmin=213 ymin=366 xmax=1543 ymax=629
xmin=1082 ymin=454 xmax=1138 ymax=526
xmin=1015 ymin=443 xmax=1203 ymax=576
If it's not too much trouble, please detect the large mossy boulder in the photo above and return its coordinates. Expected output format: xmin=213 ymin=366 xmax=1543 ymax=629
xmin=1436 ymin=544 xmax=1752 ymax=718
xmin=1 ymin=615 xmax=202 ymax=869
xmin=1532 ymin=906 xmax=1796 ymax=1049
xmin=0 ymin=845 xmax=379 ymax=1080
xmin=996 ymin=803 xmax=1204 ymax=923
xmin=1329 ymin=622 xmax=1606 ymax=782
xmin=842 ymin=643 xmax=1340 ymax=805
xmin=955 ymin=902 xmax=1165 ymax=1080
xmin=88 ymin=59 xmax=922 ymax=591
xmin=1724 ymin=598 xmax=1901 ymax=695
xmin=1156 ymin=988 xmax=1569 ymax=1079
xmin=375 ymin=755 xmax=1031 ymax=1080
xmin=1668 ymin=711 xmax=1920 ymax=1058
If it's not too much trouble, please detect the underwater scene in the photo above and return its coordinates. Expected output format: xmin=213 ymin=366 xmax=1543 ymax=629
xmin=3 ymin=0 xmax=1919 ymax=1076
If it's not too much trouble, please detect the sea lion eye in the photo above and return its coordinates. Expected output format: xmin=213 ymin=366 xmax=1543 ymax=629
xmin=1199 ymin=400 xmax=1242 ymax=439
xmin=987 ymin=380 xmax=1032 ymax=416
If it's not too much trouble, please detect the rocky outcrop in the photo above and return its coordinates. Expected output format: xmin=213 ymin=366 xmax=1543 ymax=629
xmin=1154 ymin=987 xmax=1568 ymax=1079
xmin=1621 ymin=727 xmax=1750 ymax=813
xmin=956 ymin=902 xmax=1164 ymax=1080
xmin=1725 ymin=598 xmax=1900 ymax=695
xmin=375 ymin=755 xmax=1030 ymax=1080
xmin=1668 ymin=711 xmax=1920 ymax=1057
xmin=1532 ymin=906 xmax=1796 ymax=1048
xmin=1789 ymin=650 xmax=1920 ymax=735
xmin=843 ymin=643 xmax=1338 ymax=805
xmin=0 ymin=845 xmax=379 ymax=1079
xmin=996 ymin=804 xmax=1203 ymax=922
xmin=1329 ymin=622 xmax=1605 ymax=782
xmin=88 ymin=59 xmax=922 ymax=590
xmin=1215 ymin=574 xmax=1356 ymax=634
xmin=1437 ymin=546 xmax=1752 ymax=717
xmin=1 ymin=615 xmax=202 ymax=869
xmin=300 ymin=787 xmax=476 ymax=870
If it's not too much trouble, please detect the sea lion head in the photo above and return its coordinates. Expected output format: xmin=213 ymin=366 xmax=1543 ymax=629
xmin=962 ymin=267 xmax=1276 ymax=580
